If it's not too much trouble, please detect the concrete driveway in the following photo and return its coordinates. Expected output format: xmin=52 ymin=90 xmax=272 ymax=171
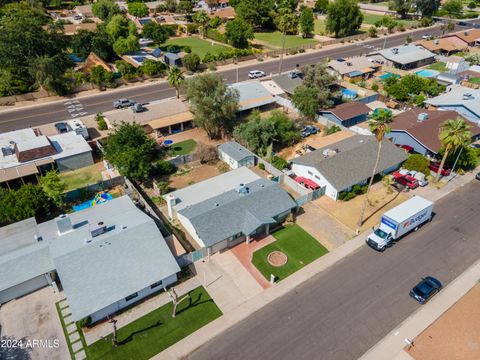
xmin=0 ymin=287 xmax=69 ymax=360
xmin=295 ymin=202 xmax=354 ymax=250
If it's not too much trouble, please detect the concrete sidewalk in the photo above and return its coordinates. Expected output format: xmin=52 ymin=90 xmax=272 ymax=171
xmin=360 ymin=258 xmax=480 ymax=360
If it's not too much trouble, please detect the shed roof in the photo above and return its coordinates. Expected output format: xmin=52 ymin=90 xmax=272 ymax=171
xmin=218 ymin=141 xmax=255 ymax=162
xmin=320 ymin=101 xmax=371 ymax=122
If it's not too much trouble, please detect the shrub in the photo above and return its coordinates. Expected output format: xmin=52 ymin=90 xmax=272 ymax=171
xmin=186 ymin=23 xmax=198 ymax=35
xmin=217 ymin=162 xmax=230 ymax=173
xmin=258 ymin=162 xmax=265 ymax=170
xmin=183 ymin=53 xmax=201 ymax=72
xmin=155 ymin=160 xmax=176 ymax=175
xmin=371 ymin=83 xmax=379 ymax=92
xmin=368 ymin=26 xmax=378 ymax=38
xmin=338 ymin=184 xmax=367 ymax=201
xmin=325 ymin=124 xmax=341 ymax=135
xmin=271 ymin=156 xmax=289 ymax=170
xmin=156 ymin=181 xmax=170 ymax=195
xmin=77 ymin=316 xmax=91 ymax=328
xmin=95 ymin=112 xmax=108 ymax=130
xmin=194 ymin=143 xmax=218 ymax=163
xmin=403 ymin=154 xmax=430 ymax=175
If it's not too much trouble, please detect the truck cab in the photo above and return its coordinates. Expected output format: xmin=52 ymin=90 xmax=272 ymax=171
xmin=366 ymin=226 xmax=393 ymax=251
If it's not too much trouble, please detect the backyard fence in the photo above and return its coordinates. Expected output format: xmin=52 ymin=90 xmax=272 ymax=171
xmin=168 ymin=153 xmax=200 ymax=167
xmin=175 ymin=248 xmax=208 ymax=268
xmin=63 ymin=176 xmax=125 ymax=203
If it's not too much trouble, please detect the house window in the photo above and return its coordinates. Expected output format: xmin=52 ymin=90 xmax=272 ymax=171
xmin=314 ymin=175 xmax=320 ymax=180
xmin=125 ymin=292 xmax=138 ymax=302
xmin=150 ymin=280 xmax=163 ymax=289
xmin=307 ymin=171 xmax=313 ymax=176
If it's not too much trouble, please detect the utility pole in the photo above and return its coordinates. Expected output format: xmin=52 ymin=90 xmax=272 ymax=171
xmin=167 ymin=287 xmax=190 ymax=318
xmin=109 ymin=318 xmax=118 ymax=347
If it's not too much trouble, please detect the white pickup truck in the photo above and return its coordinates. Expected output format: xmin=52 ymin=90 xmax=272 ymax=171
xmin=366 ymin=196 xmax=434 ymax=251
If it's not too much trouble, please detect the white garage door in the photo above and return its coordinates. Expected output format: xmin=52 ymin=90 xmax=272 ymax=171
xmin=0 ymin=275 xmax=49 ymax=304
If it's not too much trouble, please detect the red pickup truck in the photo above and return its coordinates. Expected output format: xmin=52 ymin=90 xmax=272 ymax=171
xmin=429 ymin=161 xmax=451 ymax=176
xmin=392 ymin=172 xmax=419 ymax=189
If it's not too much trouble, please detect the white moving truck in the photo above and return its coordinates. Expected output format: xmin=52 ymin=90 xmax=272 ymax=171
xmin=366 ymin=196 xmax=434 ymax=251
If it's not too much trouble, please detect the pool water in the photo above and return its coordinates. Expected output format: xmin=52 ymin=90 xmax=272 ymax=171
xmin=72 ymin=193 xmax=113 ymax=212
xmin=415 ymin=69 xmax=439 ymax=78
xmin=378 ymin=72 xmax=400 ymax=80
xmin=342 ymin=88 xmax=357 ymax=99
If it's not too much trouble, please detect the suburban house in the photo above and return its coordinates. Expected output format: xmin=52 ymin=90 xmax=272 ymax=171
xmin=164 ymin=52 xmax=182 ymax=67
xmin=218 ymin=141 xmax=256 ymax=169
xmin=328 ymin=56 xmax=382 ymax=81
xmin=291 ymin=135 xmax=407 ymax=200
xmin=448 ymin=29 xmax=480 ymax=47
xmin=425 ymin=86 xmax=480 ymax=124
xmin=271 ymin=72 xmax=303 ymax=95
xmin=62 ymin=23 xmax=97 ymax=36
xmin=79 ymin=52 xmax=111 ymax=73
xmin=368 ymin=45 xmax=435 ymax=69
xmin=416 ymin=37 xmax=468 ymax=55
xmin=165 ymin=167 xmax=297 ymax=253
xmin=0 ymin=128 xmax=93 ymax=188
xmin=0 ymin=196 xmax=180 ymax=323
xmin=444 ymin=55 xmax=470 ymax=74
xmin=230 ymin=81 xmax=278 ymax=112
xmin=319 ymin=101 xmax=371 ymax=127
xmin=386 ymin=109 xmax=480 ymax=156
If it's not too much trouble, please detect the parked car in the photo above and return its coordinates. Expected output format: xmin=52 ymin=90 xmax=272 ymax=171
xmin=409 ymin=276 xmax=442 ymax=304
xmin=113 ymin=99 xmax=136 ymax=109
xmin=393 ymin=172 xmax=419 ymax=189
xmin=131 ymin=103 xmax=146 ymax=113
xmin=429 ymin=161 xmax=451 ymax=177
xmin=398 ymin=169 xmax=428 ymax=187
xmin=301 ymin=125 xmax=318 ymax=137
xmin=422 ymin=34 xmax=432 ymax=40
xmin=476 ymin=172 xmax=480 ymax=180
xmin=248 ymin=70 xmax=266 ymax=79
xmin=54 ymin=122 xmax=69 ymax=134
xmin=295 ymin=176 xmax=320 ymax=190
xmin=396 ymin=144 xmax=414 ymax=153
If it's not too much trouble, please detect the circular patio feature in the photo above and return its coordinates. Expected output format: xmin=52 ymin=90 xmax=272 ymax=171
xmin=267 ymin=251 xmax=288 ymax=267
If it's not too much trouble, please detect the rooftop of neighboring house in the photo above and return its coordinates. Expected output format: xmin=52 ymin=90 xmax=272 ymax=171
xmin=425 ymin=86 xmax=480 ymax=121
xmin=230 ymin=81 xmax=277 ymax=111
xmin=371 ymin=44 xmax=436 ymax=65
xmin=291 ymin=135 xmax=407 ymax=191
xmin=270 ymin=72 xmax=303 ymax=94
xmin=176 ymin=176 xmax=297 ymax=247
xmin=320 ymin=101 xmax=371 ymax=122
xmin=449 ymin=28 xmax=480 ymax=44
xmin=390 ymin=109 xmax=480 ymax=153
xmin=62 ymin=22 xmax=98 ymax=36
xmin=218 ymin=141 xmax=256 ymax=162
xmin=208 ymin=6 xmax=236 ymax=19
xmin=328 ymin=56 xmax=381 ymax=76
xmin=416 ymin=37 xmax=468 ymax=53
xmin=0 ymin=196 xmax=180 ymax=321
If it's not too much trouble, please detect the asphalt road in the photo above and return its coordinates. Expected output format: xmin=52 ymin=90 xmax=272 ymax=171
xmin=188 ymin=181 xmax=480 ymax=360
xmin=0 ymin=24 xmax=461 ymax=132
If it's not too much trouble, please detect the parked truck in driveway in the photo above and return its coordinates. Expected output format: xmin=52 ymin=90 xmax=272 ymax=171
xmin=366 ymin=196 xmax=434 ymax=251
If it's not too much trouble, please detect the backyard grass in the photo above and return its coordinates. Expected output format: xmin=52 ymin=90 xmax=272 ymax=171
xmin=168 ymin=139 xmax=197 ymax=156
xmin=254 ymin=31 xmax=318 ymax=49
xmin=164 ymin=37 xmax=229 ymax=59
xmin=361 ymin=12 xmax=417 ymax=26
xmin=85 ymin=287 xmax=222 ymax=360
xmin=427 ymin=62 xmax=448 ymax=72
xmin=61 ymin=163 xmax=103 ymax=191
xmin=469 ymin=77 xmax=480 ymax=85
xmin=252 ymin=224 xmax=328 ymax=281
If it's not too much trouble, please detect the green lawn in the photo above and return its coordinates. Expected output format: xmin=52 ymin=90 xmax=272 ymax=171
xmin=168 ymin=139 xmax=197 ymax=156
xmin=427 ymin=62 xmax=448 ymax=72
xmin=469 ymin=77 xmax=480 ymax=85
xmin=252 ymin=224 xmax=329 ymax=281
xmin=254 ymin=31 xmax=318 ymax=49
xmin=361 ymin=12 xmax=417 ymax=26
xmin=61 ymin=164 xmax=103 ymax=191
xmin=86 ymin=287 xmax=222 ymax=360
xmin=163 ymin=37 xmax=229 ymax=59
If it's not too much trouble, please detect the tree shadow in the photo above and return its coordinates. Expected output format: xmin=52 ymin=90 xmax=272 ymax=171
xmin=363 ymin=188 xmax=402 ymax=223
xmin=0 ymin=335 xmax=33 ymax=360
xmin=174 ymin=292 xmax=214 ymax=317
xmin=117 ymin=321 xmax=163 ymax=346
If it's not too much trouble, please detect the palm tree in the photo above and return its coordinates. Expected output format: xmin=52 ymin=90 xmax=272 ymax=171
xmin=357 ymin=108 xmax=394 ymax=228
xmin=193 ymin=10 xmax=210 ymax=39
xmin=167 ymin=66 xmax=185 ymax=99
xmin=277 ymin=8 xmax=297 ymax=74
xmin=440 ymin=21 xmax=455 ymax=35
xmin=435 ymin=118 xmax=472 ymax=182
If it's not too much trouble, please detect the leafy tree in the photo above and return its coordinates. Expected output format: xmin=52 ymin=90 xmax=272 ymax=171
xmin=113 ymin=35 xmax=140 ymax=56
xmin=193 ymin=10 xmax=210 ymax=38
xmin=440 ymin=20 xmax=455 ymax=35
xmin=292 ymin=85 xmax=320 ymax=120
xmin=468 ymin=1 xmax=477 ymax=9
xmin=358 ymin=108 xmax=393 ymax=227
xmin=270 ymin=110 xmax=300 ymax=146
xmin=115 ymin=60 xmax=137 ymax=80
xmin=225 ymin=18 xmax=254 ymax=49
xmin=106 ymin=15 xmax=137 ymax=40
xmin=271 ymin=155 xmax=289 ymax=170
xmin=384 ymin=75 xmax=444 ymax=101
xmin=104 ymin=122 xmax=156 ymax=181
xmin=177 ymin=0 xmax=193 ymax=14
xmin=91 ymin=29 xmax=116 ymax=61
xmin=390 ymin=0 xmax=412 ymax=18
xmin=299 ymin=7 xmax=315 ymax=38
xmin=128 ymin=2 xmax=149 ymax=17
xmin=415 ymin=0 xmax=440 ymax=17
xmin=167 ymin=66 xmax=185 ymax=99
xmin=29 ymin=54 xmax=73 ymax=95
xmin=442 ymin=0 xmax=463 ymax=16
xmin=185 ymin=73 xmax=239 ymax=139
xmin=39 ymin=170 xmax=66 ymax=207
xmin=0 ymin=184 xmax=51 ymax=224
xmin=210 ymin=16 xmax=222 ymax=29
xmin=326 ymin=0 xmax=363 ymax=38
xmin=233 ymin=115 xmax=277 ymax=154
xmin=164 ymin=0 xmax=177 ymax=12
xmin=92 ymin=0 xmax=121 ymax=21
xmin=439 ymin=145 xmax=479 ymax=171
xmin=403 ymin=154 xmax=430 ymax=175
xmin=206 ymin=0 xmax=218 ymax=8
xmin=155 ymin=160 xmax=176 ymax=175
xmin=235 ymin=0 xmax=275 ymax=28
xmin=315 ymin=0 xmax=329 ymax=13
xmin=194 ymin=143 xmax=219 ymax=163
xmin=436 ymin=118 xmax=472 ymax=181
xmin=183 ymin=53 xmax=201 ymax=72
xmin=142 ymin=22 xmax=169 ymax=44
xmin=71 ymin=30 xmax=95 ymax=58
xmin=141 ymin=59 xmax=166 ymax=76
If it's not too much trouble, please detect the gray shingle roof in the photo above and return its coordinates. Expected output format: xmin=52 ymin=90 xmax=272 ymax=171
xmin=178 ymin=179 xmax=296 ymax=247
xmin=218 ymin=141 xmax=255 ymax=162
xmin=373 ymin=45 xmax=435 ymax=65
xmin=291 ymin=135 xmax=407 ymax=191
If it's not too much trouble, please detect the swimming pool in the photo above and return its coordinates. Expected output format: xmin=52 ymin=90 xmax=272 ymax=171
xmin=342 ymin=88 xmax=357 ymax=99
xmin=415 ymin=69 xmax=439 ymax=78
xmin=378 ymin=72 xmax=400 ymax=80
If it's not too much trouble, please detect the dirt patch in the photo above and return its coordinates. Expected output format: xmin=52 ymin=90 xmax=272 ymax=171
xmin=267 ymin=251 xmax=288 ymax=267
xmin=407 ymin=284 xmax=480 ymax=360
xmin=315 ymin=183 xmax=409 ymax=232
xmin=168 ymin=162 xmax=222 ymax=190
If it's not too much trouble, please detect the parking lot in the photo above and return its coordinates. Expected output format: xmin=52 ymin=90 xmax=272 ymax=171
xmin=0 ymin=287 xmax=69 ymax=360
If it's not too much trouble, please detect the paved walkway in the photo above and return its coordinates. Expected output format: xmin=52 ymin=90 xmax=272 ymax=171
xmin=57 ymin=299 xmax=87 ymax=360
xmin=415 ymin=169 xmax=478 ymax=202
xmin=360 ymin=258 xmax=480 ymax=360
xmin=83 ymin=276 xmax=200 ymax=345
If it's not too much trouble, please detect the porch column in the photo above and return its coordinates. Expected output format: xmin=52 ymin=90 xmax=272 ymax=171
xmin=265 ymin=224 xmax=270 ymax=235
xmin=168 ymin=125 xmax=172 ymax=134
xmin=180 ymin=122 xmax=184 ymax=131
xmin=246 ymin=235 xmax=251 ymax=245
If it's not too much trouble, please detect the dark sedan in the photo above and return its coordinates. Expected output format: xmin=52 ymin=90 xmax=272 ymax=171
xmin=410 ymin=276 xmax=442 ymax=304
xmin=476 ymin=172 xmax=480 ymax=181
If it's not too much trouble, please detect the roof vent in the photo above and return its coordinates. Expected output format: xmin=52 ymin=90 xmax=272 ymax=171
xmin=85 ymin=238 xmax=92 ymax=244
xmin=433 ymin=39 xmax=439 ymax=45
xmin=90 ymin=221 xmax=107 ymax=238
xmin=55 ymin=214 xmax=73 ymax=235
xmin=34 ymin=235 xmax=43 ymax=242
xmin=235 ymin=184 xmax=249 ymax=195
xmin=417 ymin=112 xmax=429 ymax=122
xmin=392 ymin=48 xmax=399 ymax=54
xmin=322 ymin=148 xmax=337 ymax=158
xmin=464 ymin=31 xmax=469 ymax=36
xmin=215 ymin=203 xmax=220 ymax=207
